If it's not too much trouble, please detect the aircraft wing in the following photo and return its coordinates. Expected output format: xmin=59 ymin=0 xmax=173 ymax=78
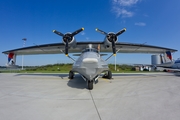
xmin=2 ymin=41 xmax=177 ymax=55
xmin=101 ymin=42 xmax=177 ymax=53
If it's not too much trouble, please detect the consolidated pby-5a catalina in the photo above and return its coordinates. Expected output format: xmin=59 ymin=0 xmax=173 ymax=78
xmin=2 ymin=28 xmax=177 ymax=90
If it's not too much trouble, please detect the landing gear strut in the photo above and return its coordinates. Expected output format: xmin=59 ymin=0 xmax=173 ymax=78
xmin=69 ymin=70 xmax=74 ymax=79
xmin=87 ymin=80 xmax=93 ymax=90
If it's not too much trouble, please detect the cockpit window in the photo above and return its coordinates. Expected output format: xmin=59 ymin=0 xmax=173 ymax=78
xmin=82 ymin=48 xmax=99 ymax=53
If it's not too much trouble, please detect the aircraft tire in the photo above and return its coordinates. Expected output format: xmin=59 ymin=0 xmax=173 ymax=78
xmin=88 ymin=80 xmax=93 ymax=90
xmin=69 ymin=71 xmax=74 ymax=79
xmin=107 ymin=70 xmax=112 ymax=79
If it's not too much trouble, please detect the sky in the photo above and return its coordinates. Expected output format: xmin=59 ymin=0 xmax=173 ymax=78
xmin=0 ymin=0 xmax=180 ymax=66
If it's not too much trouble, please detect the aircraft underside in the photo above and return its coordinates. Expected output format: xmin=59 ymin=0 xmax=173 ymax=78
xmin=70 ymin=67 xmax=111 ymax=90
xmin=69 ymin=51 xmax=111 ymax=90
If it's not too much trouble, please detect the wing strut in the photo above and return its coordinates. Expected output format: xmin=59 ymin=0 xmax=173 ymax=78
xmin=105 ymin=49 xmax=121 ymax=61
xmin=60 ymin=50 xmax=75 ymax=62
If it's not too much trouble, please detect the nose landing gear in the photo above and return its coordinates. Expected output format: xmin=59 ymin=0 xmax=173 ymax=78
xmin=87 ymin=80 xmax=93 ymax=90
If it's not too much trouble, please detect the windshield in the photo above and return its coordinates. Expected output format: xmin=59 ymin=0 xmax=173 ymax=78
xmin=82 ymin=48 xmax=99 ymax=53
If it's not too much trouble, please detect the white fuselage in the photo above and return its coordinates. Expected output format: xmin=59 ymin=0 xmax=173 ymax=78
xmin=72 ymin=48 xmax=109 ymax=81
xmin=172 ymin=59 xmax=180 ymax=69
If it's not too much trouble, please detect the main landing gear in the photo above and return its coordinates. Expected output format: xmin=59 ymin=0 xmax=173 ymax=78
xmin=69 ymin=70 xmax=74 ymax=79
xmin=102 ymin=70 xmax=112 ymax=79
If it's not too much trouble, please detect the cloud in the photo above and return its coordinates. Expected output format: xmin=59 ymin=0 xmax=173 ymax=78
xmin=111 ymin=0 xmax=141 ymax=18
xmin=112 ymin=7 xmax=133 ymax=17
xmin=81 ymin=32 xmax=85 ymax=35
xmin=143 ymin=14 xmax=149 ymax=17
xmin=86 ymin=37 xmax=89 ymax=40
xmin=135 ymin=22 xmax=146 ymax=26
xmin=113 ymin=0 xmax=139 ymax=6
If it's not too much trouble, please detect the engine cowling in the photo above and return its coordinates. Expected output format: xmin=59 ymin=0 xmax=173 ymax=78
xmin=62 ymin=33 xmax=77 ymax=48
xmin=103 ymin=32 xmax=118 ymax=48
xmin=96 ymin=28 xmax=126 ymax=55
xmin=53 ymin=28 xmax=84 ymax=56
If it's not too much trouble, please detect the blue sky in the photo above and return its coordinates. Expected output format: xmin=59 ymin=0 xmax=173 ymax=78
xmin=0 ymin=0 xmax=180 ymax=66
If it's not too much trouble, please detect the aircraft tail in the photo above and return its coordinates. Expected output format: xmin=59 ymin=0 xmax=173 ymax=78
xmin=160 ymin=51 xmax=173 ymax=64
xmin=153 ymin=51 xmax=174 ymax=68
xmin=7 ymin=53 xmax=17 ymax=66
xmin=166 ymin=51 xmax=172 ymax=61
xmin=160 ymin=55 xmax=164 ymax=64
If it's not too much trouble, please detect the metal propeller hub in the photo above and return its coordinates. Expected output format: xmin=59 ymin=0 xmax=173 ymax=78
xmin=107 ymin=33 xmax=117 ymax=42
xmin=63 ymin=34 xmax=73 ymax=43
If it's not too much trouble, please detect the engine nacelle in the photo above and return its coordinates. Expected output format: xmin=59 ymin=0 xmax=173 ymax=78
xmin=103 ymin=32 xmax=118 ymax=48
xmin=62 ymin=33 xmax=77 ymax=48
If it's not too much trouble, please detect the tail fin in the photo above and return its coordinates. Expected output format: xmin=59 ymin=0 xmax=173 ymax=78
xmin=8 ymin=53 xmax=14 ymax=63
xmin=7 ymin=53 xmax=16 ymax=65
xmin=166 ymin=51 xmax=172 ymax=61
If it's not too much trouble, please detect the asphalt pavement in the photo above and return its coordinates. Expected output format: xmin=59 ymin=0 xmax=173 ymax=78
xmin=0 ymin=72 xmax=180 ymax=120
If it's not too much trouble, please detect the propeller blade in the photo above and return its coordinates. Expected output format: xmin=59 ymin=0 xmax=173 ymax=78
xmin=115 ymin=28 xmax=126 ymax=36
xmin=53 ymin=30 xmax=64 ymax=36
xmin=65 ymin=40 xmax=68 ymax=56
xmin=112 ymin=40 xmax=116 ymax=56
xmin=95 ymin=28 xmax=108 ymax=35
xmin=72 ymin=27 xmax=84 ymax=36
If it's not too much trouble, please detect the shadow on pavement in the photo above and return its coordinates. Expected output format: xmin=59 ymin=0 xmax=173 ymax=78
xmin=67 ymin=75 xmax=87 ymax=89
xmin=14 ymin=73 xmax=69 ymax=78
xmin=14 ymin=73 xmax=87 ymax=89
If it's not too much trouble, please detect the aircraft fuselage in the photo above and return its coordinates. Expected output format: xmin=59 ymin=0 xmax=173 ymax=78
xmin=72 ymin=48 xmax=109 ymax=81
xmin=172 ymin=59 xmax=180 ymax=69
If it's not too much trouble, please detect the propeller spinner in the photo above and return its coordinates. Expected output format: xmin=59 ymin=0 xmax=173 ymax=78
xmin=53 ymin=28 xmax=84 ymax=56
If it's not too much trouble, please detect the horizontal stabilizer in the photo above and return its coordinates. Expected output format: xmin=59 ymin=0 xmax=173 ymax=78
xmin=73 ymin=54 xmax=107 ymax=56
xmin=73 ymin=54 xmax=81 ymax=56
xmin=100 ymin=54 xmax=108 ymax=56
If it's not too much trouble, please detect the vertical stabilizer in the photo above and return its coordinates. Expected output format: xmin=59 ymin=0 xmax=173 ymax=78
xmin=166 ymin=51 xmax=172 ymax=61
xmin=7 ymin=53 xmax=16 ymax=66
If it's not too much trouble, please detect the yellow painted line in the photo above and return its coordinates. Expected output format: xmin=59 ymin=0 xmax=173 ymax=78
xmin=100 ymin=78 xmax=110 ymax=82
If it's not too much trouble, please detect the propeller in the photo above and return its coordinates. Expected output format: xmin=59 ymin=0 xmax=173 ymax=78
xmin=53 ymin=28 xmax=84 ymax=56
xmin=95 ymin=28 xmax=108 ymax=35
xmin=96 ymin=28 xmax=126 ymax=56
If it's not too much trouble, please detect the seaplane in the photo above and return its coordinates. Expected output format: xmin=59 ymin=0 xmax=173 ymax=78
xmin=2 ymin=28 xmax=177 ymax=90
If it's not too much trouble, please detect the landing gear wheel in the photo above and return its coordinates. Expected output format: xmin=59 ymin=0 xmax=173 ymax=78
xmin=107 ymin=70 xmax=112 ymax=79
xmin=88 ymin=80 xmax=93 ymax=90
xmin=103 ymin=70 xmax=112 ymax=79
xmin=69 ymin=71 xmax=74 ymax=79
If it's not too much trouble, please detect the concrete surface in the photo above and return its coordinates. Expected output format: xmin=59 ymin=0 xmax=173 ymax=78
xmin=0 ymin=72 xmax=180 ymax=120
